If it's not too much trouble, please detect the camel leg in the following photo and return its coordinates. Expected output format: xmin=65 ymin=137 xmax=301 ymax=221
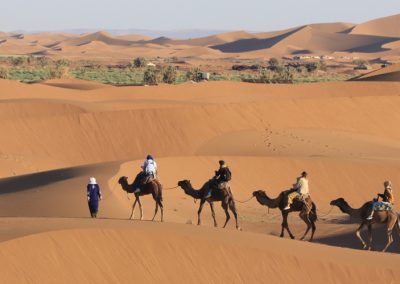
xmin=382 ymin=230 xmax=393 ymax=252
xmin=130 ymin=199 xmax=138 ymax=220
xmin=299 ymin=212 xmax=312 ymax=241
xmin=209 ymin=202 xmax=218 ymax=227
xmin=282 ymin=211 xmax=295 ymax=239
xmin=228 ymin=199 xmax=240 ymax=230
xmin=137 ymin=198 xmax=144 ymax=221
xmin=159 ymin=200 xmax=164 ymax=222
xmin=197 ymin=199 xmax=206 ymax=226
xmin=222 ymin=201 xmax=231 ymax=228
xmin=356 ymin=223 xmax=367 ymax=249
xmin=367 ymin=224 xmax=374 ymax=250
xmin=280 ymin=211 xmax=286 ymax=237
xmin=152 ymin=202 xmax=159 ymax=222
xmin=310 ymin=220 xmax=316 ymax=242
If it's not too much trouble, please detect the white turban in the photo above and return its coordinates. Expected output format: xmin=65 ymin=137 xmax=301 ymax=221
xmin=88 ymin=177 xmax=97 ymax=185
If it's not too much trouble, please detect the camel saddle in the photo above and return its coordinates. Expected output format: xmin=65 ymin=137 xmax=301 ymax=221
xmin=210 ymin=179 xmax=232 ymax=197
xmin=141 ymin=175 xmax=156 ymax=185
xmin=373 ymin=201 xmax=393 ymax=211
xmin=297 ymin=195 xmax=313 ymax=215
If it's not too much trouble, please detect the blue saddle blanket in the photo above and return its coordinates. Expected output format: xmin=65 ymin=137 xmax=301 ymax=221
xmin=373 ymin=202 xmax=393 ymax=211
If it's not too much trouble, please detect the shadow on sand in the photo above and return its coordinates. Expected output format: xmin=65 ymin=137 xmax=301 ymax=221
xmin=315 ymin=223 xmax=400 ymax=253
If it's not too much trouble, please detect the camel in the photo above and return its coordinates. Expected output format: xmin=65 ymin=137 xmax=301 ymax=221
xmin=330 ymin=198 xmax=400 ymax=252
xmin=118 ymin=176 xmax=163 ymax=222
xmin=177 ymin=179 xmax=240 ymax=230
xmin=253 ymin=190 xmax=317 ymax=241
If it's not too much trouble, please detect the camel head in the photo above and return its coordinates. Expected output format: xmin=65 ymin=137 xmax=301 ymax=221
xmin=178 ymin=179 xmax=191 ymax=189
xmin=330 ymin=197 xmax=346 ymax=207
xmin=252 ymin=190 xmax=267 ymax=198
xmin=118 ymin=176 xmax=128 ymax=185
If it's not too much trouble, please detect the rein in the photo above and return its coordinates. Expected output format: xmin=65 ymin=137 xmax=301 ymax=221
xmin=317 ymin=205 xmax=335 ymax=218
xmin=234 ymin=195 xmax=255 ymax=203
xmin=163 ymin=185 xmax=180 ymax=190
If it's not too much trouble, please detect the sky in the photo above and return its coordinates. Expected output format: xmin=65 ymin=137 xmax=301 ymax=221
xmin=1 ymin=0 xmax=400 ymax=32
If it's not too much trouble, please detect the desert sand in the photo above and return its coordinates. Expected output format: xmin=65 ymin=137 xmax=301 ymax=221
xmin=0 ymin=74 xmax=400 ymax=282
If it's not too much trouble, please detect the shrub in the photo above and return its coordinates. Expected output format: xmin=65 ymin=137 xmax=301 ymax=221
xmin=274 ymin=67 xmax=295 ymax=83
xmin=0 ymin=67 xmax=9 ymax=79
xmin=11 ymin=56 xmax=27 ymax=66
xmin=352 ymin=59 xmax=368 ymax=66
xmin=48 ymin=65 xmax=69 ymax=79
xmin=162 ymin=66 xmax=177 ymax=84
xmin=143 ymin=67 xmax=159 ymax=85
xmin=132 ymin=57 xmax=147 ymax=68
xmin=185 ymin=67 xmax=202 ymax=82
xmin=56 ymin=59 xmax=71 ymax=67
xmin=37 ymin=56 xmax=50 ymax=67
xmin=268 ymin=57 xmax=282 ymax=71
xmin=317 ymin=60 xmax=327 ymax=71
xmin=258 ymin=67 xmax=274 ymax=83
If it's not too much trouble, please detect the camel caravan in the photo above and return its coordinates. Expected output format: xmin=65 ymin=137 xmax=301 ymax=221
xmin=114 ymin=155 xmax=400 ymax=252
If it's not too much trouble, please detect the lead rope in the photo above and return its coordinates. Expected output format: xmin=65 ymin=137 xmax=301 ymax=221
xmin=317 ymin=205 xmax=334 ymax=218
xmin=234 ymin=195 xmax=255 ymax=203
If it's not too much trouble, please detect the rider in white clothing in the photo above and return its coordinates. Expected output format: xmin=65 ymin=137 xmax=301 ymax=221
xmin=143 ymin=156 xmax=157 ymax=178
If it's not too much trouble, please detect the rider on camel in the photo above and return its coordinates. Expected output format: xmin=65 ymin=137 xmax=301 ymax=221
xmin=205 ymin=160 xmax=232 ymax=198
xmin=283 ymin=171 xmax=309 ymax=211
xmin=366 ymin=180 xmax=394 ymax=220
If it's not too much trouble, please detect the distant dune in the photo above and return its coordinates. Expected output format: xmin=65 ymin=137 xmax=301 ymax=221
xmin=351 ymin=14 xmax=400 ymax=38
xmin=211 ymin=25 xmax=397 ymax=54
xmin=0 ymin=14 xmax=399 ymax=60
xmin=57 ymin=31 xmax=137 ymax=47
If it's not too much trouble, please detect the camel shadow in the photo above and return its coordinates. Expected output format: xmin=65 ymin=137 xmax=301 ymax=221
xmin=315 ymin=224 xmax=400 ymax=253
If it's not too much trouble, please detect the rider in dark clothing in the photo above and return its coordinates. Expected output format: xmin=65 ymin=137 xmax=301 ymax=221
xmin=205 ymin=160 xmax=232 ymax=198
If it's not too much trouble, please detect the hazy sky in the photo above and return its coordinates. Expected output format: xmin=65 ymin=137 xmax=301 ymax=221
xmin=2 ymin=0 xmax=399 ymax=32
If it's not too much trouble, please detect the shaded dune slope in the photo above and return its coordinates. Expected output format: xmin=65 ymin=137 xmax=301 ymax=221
xmin=0 ymin=225 xmax=399 ymax=283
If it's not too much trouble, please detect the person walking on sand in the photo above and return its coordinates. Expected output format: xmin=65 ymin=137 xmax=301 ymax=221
xmin=87 ymin=177 xmax=102 ymax=218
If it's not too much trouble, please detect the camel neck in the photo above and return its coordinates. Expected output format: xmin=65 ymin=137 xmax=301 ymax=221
xmin=257 ymin=194 xmax=280 ymax=209
xmin=338 ymin=203 xmax=362 ymax=219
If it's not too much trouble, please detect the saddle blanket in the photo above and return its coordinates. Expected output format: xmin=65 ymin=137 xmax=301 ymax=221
xmin=373 ymin=201 xmax=393 ymax=211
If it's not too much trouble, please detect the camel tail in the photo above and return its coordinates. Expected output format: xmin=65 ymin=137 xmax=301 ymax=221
xmin=310 ymin=202 xmax=318 ymax=222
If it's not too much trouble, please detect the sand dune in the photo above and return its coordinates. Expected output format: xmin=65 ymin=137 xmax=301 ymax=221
xmin=212 ymin=25 xmax=397 ymax=54
xmin=57 ymin=31 xmax=137 ymax=47
xmin=1 ymin=54 xmax=400 ymax=281
xmin=0 ymin=224 xmax=399 ymax=283
xmin=1 ymin=14 xmax=399 ymax=60
xmin=356 ymin=63 xmax=400 ymax=81
xmin=40 ymin=78 xmax=112 ymax=90
xmin=171 ymin=31 xmax=256 ymax=46
xmin=351 ymin=14 xmax=400 ymax=37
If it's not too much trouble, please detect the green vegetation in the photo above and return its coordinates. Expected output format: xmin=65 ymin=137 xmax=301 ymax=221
xmin=0 ymin=67 xmax=9 ymax=79
xmin=162 ymin=66 xmax=177 ymax=84
xmin=0 ymin=55 xmax=355 ymax=85
xmin=143 ymin=67 xmax=160 ymax=85
xmin=185 ymin=67 xmax=203 ymax=82
xmin=352 ymin=59 xmax=369 ymax=66
xmin=71 ymin=68 xmax=144 ymax=85
xmin=132 ymin=57 xmax=147 ymax=68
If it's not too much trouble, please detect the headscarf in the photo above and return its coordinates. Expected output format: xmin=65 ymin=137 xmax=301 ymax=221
xmin=88 ymin=177 xmax=97 ymax=185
